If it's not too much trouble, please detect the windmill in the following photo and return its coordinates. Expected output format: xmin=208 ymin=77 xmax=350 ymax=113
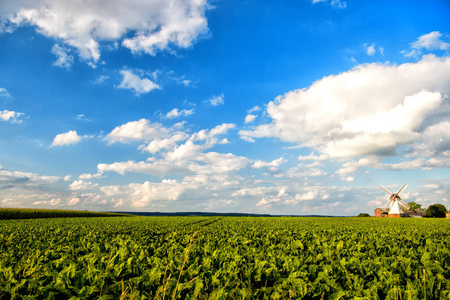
xmin=380 ymin=184 xmax=410 ymax=217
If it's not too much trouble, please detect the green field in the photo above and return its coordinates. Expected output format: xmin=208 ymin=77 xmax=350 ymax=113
xmin=0 ymin=208 xmax=131 ymax=220
xmin=1 ymin=216 xmax=450 ymax=299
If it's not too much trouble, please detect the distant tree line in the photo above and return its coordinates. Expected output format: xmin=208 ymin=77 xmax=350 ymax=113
xmin=407 ymin=202 xmax=447 ymax=218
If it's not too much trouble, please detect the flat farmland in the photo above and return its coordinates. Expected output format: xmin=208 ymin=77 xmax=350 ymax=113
xmin=1 ymin=217 xmax=450 ymax=299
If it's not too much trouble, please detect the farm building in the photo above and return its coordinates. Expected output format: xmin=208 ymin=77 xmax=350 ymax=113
xmin=374 ymin=208 xmax=388 ymax=217
xmin=374 ymin=207 xmax=426 ymax=218
xmin=403 ymin=209 xmax=426 ymax=218
xmin=447 ymin=210 xmax=450 ymax=218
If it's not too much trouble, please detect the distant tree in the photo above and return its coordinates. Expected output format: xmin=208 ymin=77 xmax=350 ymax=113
xmin=407 ymin=202 xmax=422 ymax=212
xmin=426 ymin=204 xmax=447 ymax=218
xmin=357 ymin=213 xmax=371 ymax=218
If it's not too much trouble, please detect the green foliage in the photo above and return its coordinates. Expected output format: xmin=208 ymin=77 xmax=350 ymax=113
xmin=408 ymin=202 xmax=422 ymax=211
xmin=356 ymin=213 xmax=371 ymax=217
xmin=426 ymin=204 xmax=447 ymax=218
xmin=0 ymin=208 xmax=131 ymax=220
xmin=1 ymin=216 xmax=450 ymax=299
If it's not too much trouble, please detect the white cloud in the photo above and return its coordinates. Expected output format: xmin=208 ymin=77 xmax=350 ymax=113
xmin=78 ymin=173 xmax=102 ymax=180
xmin=164 ymin=108 xmax=194 ymax=119
xmin=336 ymin=156 xmax=380 ymax=176
xmin=98 ymin=175 xmax=248 ymax=209
xmin=298 ymin=152 xmax=329 ymax=161
xmin=191 ymin=123 xmax=235 ymax=142
xmin=98 ymin=153 xmax=248 ymax=177
xmin=207 ymin=94 xmax=224 ymax=106
xmin=0 ymin=166 xmax=60 ymax=190
xmin=33 ymin=198 xmax=61 ymax=206
xmin=100 ymin=122 xmax=246 ymax=176
xmin=240 ymin=55 xmax=450 ymax=158
xmin=251 ymin=157 xmax=286 ymax=172
xmin=256 ymin=197 xmax=281 ymax=207
xmin=51 ymin=130 xmax=81 ymax=147
xmin=240 ymin=135 xmax=255 ymax=143
xmin=117 ymin=70 xmax=160 ymax=95
xmin=1 ymin=0 xmax=210 ymax=64
xmin=0 ymin=88 xmax=12 ymax=98
xmin=232 ymin=186 xmax=279 ymax=197
xmin=245 ymin=114 xmax=257 ymax=124
xmin=331 ymin=0 xmax=346 ymax=8
xmin=68 ymin=197 xmax=80 ymax=205
xmin=376 ymin=156 xmax=450 ymax=171
xmin=139 ymin=133 xmax=188 ymax=154
xmin=51 ymin=44 xmax=74 ymax=69
xmin=100 ymin=179 xmax=196 ymax=208
xmin=69 ymin=180 xmax=98 ymax=190
xmin=408 ymin=121 xmax=450 ymax=158
xmin=294 ymin=190 xmax=318 ymax=201
xmin=248 ymin=106 xmax=261 ymax=113
xmin=0 ymin=110 xmax=24 ymax=123
xmin=283 ymin=164 xmax=327 ymax=178
xmin=366 ymin=44 xmax=376 ymax=56
xmin=403 ymin=31 xmax=450 ymax=58
xmin=312 ymin=0 xmax=346 ymax=9
xmin=105 ymin=119 xmax=169 ymax=144
xmin=92 ymin=75 xmax=110 ymax=85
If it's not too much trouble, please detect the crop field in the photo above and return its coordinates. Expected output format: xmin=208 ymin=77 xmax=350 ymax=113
xmin=0 ymin=208 xmax=131 ymax=220
xmin=1 ymin=217 xmax=450 ymax=299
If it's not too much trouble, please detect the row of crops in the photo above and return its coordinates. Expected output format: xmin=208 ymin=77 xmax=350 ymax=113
xmin=1 ymin=216 xmax=450 ymax=299
xmin=0 ymin=208 xmax=131 ymax=220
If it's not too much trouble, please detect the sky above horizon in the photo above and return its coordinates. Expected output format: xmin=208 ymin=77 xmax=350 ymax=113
xmin=1 ymin=0 xmax=449 ymax=215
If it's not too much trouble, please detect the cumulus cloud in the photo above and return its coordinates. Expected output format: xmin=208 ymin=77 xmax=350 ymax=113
xmin=117 ymin=70 xmax=160 ymax=95
xmin=105 ymin=119 xmax=169 ymax=144
xmin=69 ymin=180 xmax=98 ymax=190
xmin=251 ymin=157 xmax=286 ymax=172
xmin=403 ymin=31 xmax=450 ymax=58
xmin=0 ymin=165 xmax=59 ymax=190
xmin=139 ymin=133 xmax=188 ymax=154
xmin=164 ymin=108 xmax=194 ymax=119
xmin=100 ymin=122 xmax=246 ymax=177
xmin=51 ymin=44 xmax=74 ymax=69
xmin=0 ymin=110 xmax=24 ymax=123
xmin=245 ymin=114 xmax=257 ymax=124
xmin=33 ymin=198 xmax=61 ymax=206
xmin=240 ymin=55 xmax=450 ymax=158
xmin=408 ymin=121 xmax=450 ymax=158
xmin=99 ymin=148 xmax=248 ymax=176
xmin=51 ymin=130 xmax=81 ymax=147
xmin=190 ymin=123 xmax=235 ymax=142
xmin=98 ymin=174 xmax=249 ymax=209
xmin=0 ymin=0 xmax=210 ymax=64
xmin=206 ymin=94 xmax=224 ymax=106
xmin=283 ymin=164 xmax=327 ymax=178
xmin=78 ymin=173 xmax=102 ymax=180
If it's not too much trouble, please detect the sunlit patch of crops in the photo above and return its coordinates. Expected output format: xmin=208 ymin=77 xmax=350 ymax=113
xmin=1 ymin=217 xmax=450 ymax=299
xmin=0 ymin=208 xmax=132 ymax=220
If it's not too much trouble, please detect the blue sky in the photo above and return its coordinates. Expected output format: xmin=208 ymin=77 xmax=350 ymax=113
xmin=1 ymin=0 xmax=449 ymax=215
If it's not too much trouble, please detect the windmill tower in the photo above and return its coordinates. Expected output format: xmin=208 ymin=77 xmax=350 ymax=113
xmin=380 ymin=184 xmax=410 ymax=218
